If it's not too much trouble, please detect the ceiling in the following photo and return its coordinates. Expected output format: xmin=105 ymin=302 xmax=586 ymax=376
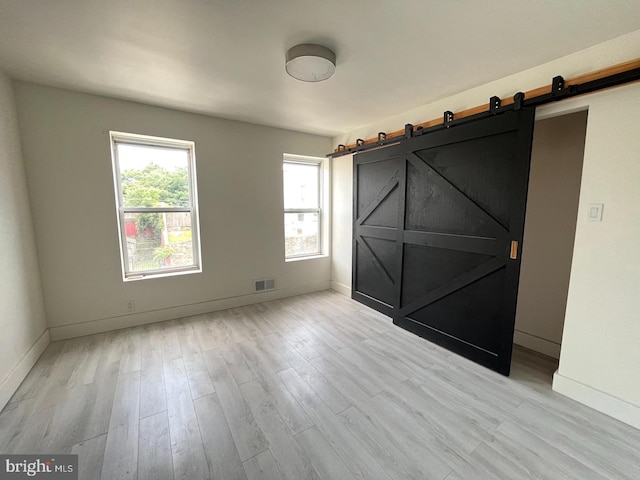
xmin=1 ymin=1 xmax=639 ymax=137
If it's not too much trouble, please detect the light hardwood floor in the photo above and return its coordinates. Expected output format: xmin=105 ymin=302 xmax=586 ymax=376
xmin=1 ymin=290 xmax=639 ymax=479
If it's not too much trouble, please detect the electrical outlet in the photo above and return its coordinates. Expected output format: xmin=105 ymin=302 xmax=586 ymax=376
xmin=127 ymin=300 xmax=136 ymax=312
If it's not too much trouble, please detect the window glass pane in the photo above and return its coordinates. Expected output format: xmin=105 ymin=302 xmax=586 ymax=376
xmin=118 ymin=143 xmax=190 ymax=207
xmin=284 ymin=212 xmax=319 ymax=257
xmin=124 ymin=212 xmax=194 ymax=272
xmin=283 ymin=162 xmax=319 ymax=209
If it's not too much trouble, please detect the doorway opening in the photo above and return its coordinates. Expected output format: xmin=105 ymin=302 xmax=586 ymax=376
xmin=512 ymin=110 xmax=589 ymax=381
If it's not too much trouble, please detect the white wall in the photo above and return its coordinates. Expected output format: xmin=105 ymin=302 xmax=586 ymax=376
xmin=14 ymin=82 xmax=332 ymax=340
xmin=540 ymin=84 xmax=640 ymax=429
xmin=331 ymin=30 xmax=640 ymax=427
xmin=514 ymin=112 xmax=587 ymax=358
xmin=0 ymin=71 xmax=48 ymax=409
xmin=330 ymin=153 xmax=353 ymax=296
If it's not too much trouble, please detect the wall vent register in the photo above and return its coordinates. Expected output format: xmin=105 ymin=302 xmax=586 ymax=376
xmin=255 ymin=278 xmax=276 ymax=292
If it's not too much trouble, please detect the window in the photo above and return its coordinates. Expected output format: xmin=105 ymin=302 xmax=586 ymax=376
xmin=110 ymin=131 xmax=202 ymax=280
xmin=283 ymin=154 xmax=327 ymax=259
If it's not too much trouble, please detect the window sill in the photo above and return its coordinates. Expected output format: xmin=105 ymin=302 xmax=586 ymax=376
xmin=123 ymin=266 xmax=202 ymax=282
xmin=285 ymin=253 xmax=328 ymax=263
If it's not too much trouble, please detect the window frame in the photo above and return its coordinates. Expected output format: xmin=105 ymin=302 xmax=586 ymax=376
xmin=110 ymin=131 xmax=203 ymax=281
xmin=283 ymin=154 xmax=328 ymax=261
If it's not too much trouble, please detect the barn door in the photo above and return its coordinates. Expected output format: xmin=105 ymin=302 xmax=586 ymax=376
xmin=353 ymin=145 xmax=405 ymax=317
xmin=353 ymin=108 xmax=536 ymax=375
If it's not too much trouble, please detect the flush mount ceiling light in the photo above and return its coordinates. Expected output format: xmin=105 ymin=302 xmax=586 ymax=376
xmin=285 ymin=44 xmax=336 ymax=82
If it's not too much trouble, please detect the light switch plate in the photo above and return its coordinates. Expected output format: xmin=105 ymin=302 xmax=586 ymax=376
xmin=587 ymin=203 xmax=604 ymax=222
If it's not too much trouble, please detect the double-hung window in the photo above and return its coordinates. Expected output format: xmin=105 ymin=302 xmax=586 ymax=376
xmin=110 ymin=131 xmax=202 ymax=280
xmin=283 ymin=154 xmax=326 ymax=259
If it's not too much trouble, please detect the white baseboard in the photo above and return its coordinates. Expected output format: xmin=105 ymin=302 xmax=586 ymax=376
xmin=513 ymin=329 xmax=561 ymax=359
xmin=0 ymin=329 xmax=50 ymax=411
xmin=553 ymin=371 xmax=640 ymax=430
xmin=49 ymin=281 xmax=330 ymax=341
xmin=330 ymin=281 xmax=351 ymax=297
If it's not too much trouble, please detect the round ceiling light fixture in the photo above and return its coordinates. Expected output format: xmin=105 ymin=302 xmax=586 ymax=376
xmin=285 ymin=44 xmax=336 ymax=82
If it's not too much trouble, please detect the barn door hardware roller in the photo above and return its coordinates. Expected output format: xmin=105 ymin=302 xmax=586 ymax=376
xmin=355 ymin=139 xmax=365 ymax=151
xmin=490 ymin=96 xmax=501 ymax=114
xmin=513 ymin=92 xmax=525 ymax=110
xmin=377 ymin=132 xmax=387 ymax=144
xmin=443 ymin=111 xmax=454 ymax=128
xmin=551 ymin=75 xmax=565 ymax=96
xmin=404 ymin=124 xmax=414 ymax=138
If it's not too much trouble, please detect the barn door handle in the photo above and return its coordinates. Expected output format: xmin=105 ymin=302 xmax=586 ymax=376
xmin=510 ymin=241 xmax=519 ymax=260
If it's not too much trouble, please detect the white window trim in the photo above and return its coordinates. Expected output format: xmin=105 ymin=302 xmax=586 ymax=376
xmin=283 ymin=153 xmax=330 ymax=261
xmin=110 ymin=131 xmax=203 ymax=281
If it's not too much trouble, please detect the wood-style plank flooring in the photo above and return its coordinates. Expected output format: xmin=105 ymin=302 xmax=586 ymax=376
xmin=2 ymin=290 xmax=639 ymax=479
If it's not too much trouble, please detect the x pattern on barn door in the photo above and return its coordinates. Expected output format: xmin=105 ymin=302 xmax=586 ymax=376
xmin=353 ymin=109 xmax=536 ymax=374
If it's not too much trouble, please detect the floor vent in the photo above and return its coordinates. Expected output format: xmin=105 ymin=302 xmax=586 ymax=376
xmin=254 ymin=278 xmax=276 ymax=292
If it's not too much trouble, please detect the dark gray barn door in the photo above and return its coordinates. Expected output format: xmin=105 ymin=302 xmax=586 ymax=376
xmin=353 ymin=108 xmax=536 ymax=375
